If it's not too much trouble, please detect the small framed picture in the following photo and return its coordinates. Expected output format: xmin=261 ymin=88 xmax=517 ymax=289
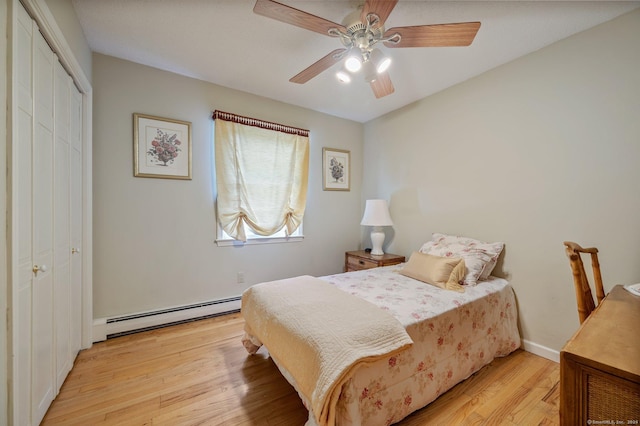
xmin=323 ymin=147 xmax=350 ymax=191
xmin=133 ymin=113 xmax=192 ymax=179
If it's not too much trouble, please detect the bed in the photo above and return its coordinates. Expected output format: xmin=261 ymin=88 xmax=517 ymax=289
xmin=241 ymin=234 xmax=520 ymax=426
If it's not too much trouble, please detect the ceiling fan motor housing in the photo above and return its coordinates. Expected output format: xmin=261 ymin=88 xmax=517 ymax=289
xmin=340 ymin=11 xmax=384 ymax=52
xmin=342 ymin=11 xmax=366 ymax=34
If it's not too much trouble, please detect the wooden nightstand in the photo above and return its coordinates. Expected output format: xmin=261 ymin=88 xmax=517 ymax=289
xmin=344 ymin=250 xmax=405 ymax=272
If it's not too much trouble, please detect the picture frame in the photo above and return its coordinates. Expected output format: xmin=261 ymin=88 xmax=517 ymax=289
xmin=322 ymin=147 xmax=350 ymax=191
xmin=133 ymin=113 xmax=192 ymax=179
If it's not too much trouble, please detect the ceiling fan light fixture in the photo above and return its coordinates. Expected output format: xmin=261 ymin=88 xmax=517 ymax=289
xmin=336 ymin=70 xmax=351 ymax=83
xmin=344 ymin=53 xmax=362 ymax=72
xmin=371 ymin=48 xmax=391 ymax=73
xmin=363 ymin=60 xmax=378 ymax=83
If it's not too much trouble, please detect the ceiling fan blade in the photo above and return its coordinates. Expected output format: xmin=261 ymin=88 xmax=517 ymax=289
xmin=370 ymin=72 xmax=394 ymax=98
xmin=254 ymin=0 xmax=346 ymax=36
xmin=361 ymin=0 xmax=399 ymax=27
xmin=384 ymin=22 xmax=481 ymax=48
xmin=290 ymin=49 xmax=347 ymax=84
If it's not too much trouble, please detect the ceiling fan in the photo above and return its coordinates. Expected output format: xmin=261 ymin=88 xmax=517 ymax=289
xmin=253 ymin=0 xmax=481 ymax=98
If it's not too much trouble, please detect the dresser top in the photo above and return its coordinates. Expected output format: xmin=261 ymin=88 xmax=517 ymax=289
xmin=561 ymin=285 xmax=640 ymax=382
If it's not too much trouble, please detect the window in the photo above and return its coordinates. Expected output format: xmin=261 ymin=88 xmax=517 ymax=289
xmin=213 ymin=110 xmax=309 ymax=245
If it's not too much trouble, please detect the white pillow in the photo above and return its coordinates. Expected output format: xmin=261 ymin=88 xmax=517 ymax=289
xmin=419 ymin=233 xmax=504 ymax=285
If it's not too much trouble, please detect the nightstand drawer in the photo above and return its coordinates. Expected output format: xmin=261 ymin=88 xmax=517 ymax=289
xmin=347 ymin=256 xmax=378 ymax=271
xmin=344 ymin=251 xmax=405 ymax=272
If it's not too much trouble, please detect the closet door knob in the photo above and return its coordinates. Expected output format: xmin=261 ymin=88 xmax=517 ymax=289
xmin=33 ymin=264 xmax=48 ymax=275
xmin=71 ymin=248 xmax=80 ymax=254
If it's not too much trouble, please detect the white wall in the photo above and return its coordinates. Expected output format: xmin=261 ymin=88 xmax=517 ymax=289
xmin=92 ymin=54 xmax=364 ymax=319
xmin=363 ymin=9 xmax=640 ymax=353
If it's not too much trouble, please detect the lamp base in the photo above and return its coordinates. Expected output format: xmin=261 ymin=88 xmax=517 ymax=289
xmin=370 ymin=227 xmax=385 ymax=256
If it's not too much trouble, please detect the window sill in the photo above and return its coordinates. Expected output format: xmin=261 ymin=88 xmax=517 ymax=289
xmin=215 ymin=235 xmax=304 ymax=247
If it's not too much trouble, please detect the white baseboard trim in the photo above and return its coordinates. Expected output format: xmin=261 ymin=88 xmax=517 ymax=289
xmin=92 ymin=296 xmax=242 ymax=342
xmin=522 ymin=339 xmax=560 ymax=363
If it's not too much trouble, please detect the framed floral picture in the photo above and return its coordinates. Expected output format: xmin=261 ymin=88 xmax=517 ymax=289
xmin=133 ymin=113 xmax=192 ymax=179
xmin=323 ymin=147 xmax=350 ymax=191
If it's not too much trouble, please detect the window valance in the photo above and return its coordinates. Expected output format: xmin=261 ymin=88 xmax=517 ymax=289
xmin=212 ymin=110 xmax=309 ymax=137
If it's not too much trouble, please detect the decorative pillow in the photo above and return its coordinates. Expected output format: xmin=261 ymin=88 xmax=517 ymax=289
xmin=419 ymin=233 xmax=504 ymax=285
xmin=399 ymin=252 xmax=465 ymax=292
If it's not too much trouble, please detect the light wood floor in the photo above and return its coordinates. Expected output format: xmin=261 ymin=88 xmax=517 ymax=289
xmin=42 ymin=312 xmax=560 ymax=425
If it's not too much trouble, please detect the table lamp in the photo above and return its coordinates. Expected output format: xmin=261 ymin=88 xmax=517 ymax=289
xmin=360 ymin=199 xmax=394 ymax=255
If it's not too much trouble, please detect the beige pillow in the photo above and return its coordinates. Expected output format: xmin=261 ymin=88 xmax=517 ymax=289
xmin=400 ymin=252 xmax=465 ymax=292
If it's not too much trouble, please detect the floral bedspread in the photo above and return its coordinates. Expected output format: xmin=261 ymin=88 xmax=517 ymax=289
xmin=297 ymin=265 xmax=521 ymax=425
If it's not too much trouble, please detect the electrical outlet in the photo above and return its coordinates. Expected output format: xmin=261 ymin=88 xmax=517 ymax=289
xmin=237 ymin=272 xmax=245 ymax=284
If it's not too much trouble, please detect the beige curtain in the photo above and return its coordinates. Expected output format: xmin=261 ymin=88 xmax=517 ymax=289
xmin=213 ymin=111 xmax=309 ymax=242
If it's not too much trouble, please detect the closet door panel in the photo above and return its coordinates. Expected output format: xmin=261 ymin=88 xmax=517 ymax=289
xmin=15 ymin=112 xmax=33 ymax=426
xmin=16 ymin=5 xmax=33 ymax=117
xmin=54 ymin=61 xmax=72 ymax=389
xmin=70 ymin=86 xmax=83 ymax=355
xmin=16 ymin=0 xmax=33 ymax=264
xmin=32 ymin=29 xmax=56 ymax=425
xmin=14 ymin=7 xmax=35 ymax=423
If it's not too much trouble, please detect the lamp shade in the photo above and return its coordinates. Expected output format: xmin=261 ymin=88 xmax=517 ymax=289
xmin=344 ymin=51 xmax=362 ymax=72
xmin=336 ymin=69 xmax=351 ymax=83
xmin=371 ymin=48 xmax=391 ymax=73
xmin=362 ymin=59 xmax=377 ymax=83
xmin=360 ymin=199 xmax=394 ymax=226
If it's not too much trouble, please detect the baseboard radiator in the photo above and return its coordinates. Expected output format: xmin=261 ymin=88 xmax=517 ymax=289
xmin=92 ymin=296 xmax=242 ymax=342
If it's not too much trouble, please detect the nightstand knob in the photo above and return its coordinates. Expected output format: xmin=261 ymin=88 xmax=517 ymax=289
xmin=359 ymin=260 xmax=365 ymax=265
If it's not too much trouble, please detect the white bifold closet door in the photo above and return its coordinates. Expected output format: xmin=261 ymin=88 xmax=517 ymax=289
xmin=13 ymin=4 xmax=83 ymax=424
xmin=32 ymin=18 xmax=56 ymax=423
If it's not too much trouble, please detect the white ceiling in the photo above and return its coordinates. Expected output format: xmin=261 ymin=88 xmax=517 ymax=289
xmin=71 ymin=0 xmax=640 ymax=122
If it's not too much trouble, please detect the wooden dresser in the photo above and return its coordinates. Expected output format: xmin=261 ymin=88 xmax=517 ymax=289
xmin=560 ymin=285 xmax=640 ymax=425
xmin=344 ymin=250 xmax=405 ymax=272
